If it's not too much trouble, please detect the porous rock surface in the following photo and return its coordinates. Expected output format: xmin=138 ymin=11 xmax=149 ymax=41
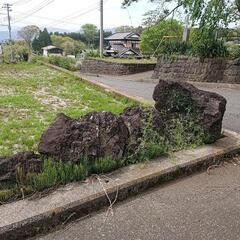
xmin=120 ymin=106 xmax=162 ymax=155
xmin=0 ymin=152 xmax=42 ymax=182
xmin=38 ymin=112 xmax=129 ymax=161
xmin=153 ymin=80 xmax=227 ymax=143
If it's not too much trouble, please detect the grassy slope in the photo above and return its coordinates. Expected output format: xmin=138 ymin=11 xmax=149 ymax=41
xmin=0 ymin=62 xmax=135 ymax=156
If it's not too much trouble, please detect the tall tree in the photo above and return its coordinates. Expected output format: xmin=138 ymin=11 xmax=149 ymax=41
xmin=32 ymin=28 xmax=52 ymax=53
xmin=81 ymin=24 xmax=98 ymax=47
xmin=18 ymin=25 xmax=40 ymax=56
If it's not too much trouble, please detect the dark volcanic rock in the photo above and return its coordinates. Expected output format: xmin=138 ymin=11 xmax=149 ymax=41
xmin=120 ymin=106 xmax=162 ymax=154
xmin=0 ymin=152 xmax=42 ymax=182
xmin=120 ymin=106 xmax=144 ymax=155
xmin=153 ymin=80 xmax=227 ymax=143
xmin=38 ymin=112 xmax=129 ymax=161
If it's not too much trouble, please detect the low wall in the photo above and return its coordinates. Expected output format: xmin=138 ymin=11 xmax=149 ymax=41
xmin=153 ymin=56 xmax=240 ymax=84
xmin=81 ymin=59 xmax=156 ymax=75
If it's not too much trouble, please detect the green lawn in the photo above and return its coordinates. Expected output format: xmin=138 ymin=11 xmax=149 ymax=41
xmin=0 ymin=62 xmax=135 ymax=156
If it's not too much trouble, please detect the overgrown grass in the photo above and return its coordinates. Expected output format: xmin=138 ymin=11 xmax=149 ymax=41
xmin=0 ymin=62 xmax=136 ymax=156
xmin=0 ymin=156 xmax=122 ymax=202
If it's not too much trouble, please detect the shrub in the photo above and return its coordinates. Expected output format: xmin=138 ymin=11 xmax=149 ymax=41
xmin=48 ymin=56 xmax=77 ymax=71
xmin=192 ymin=39 xmax=228 ymax=58
xmin=191 ymin=29 xmax=229 ymax=58
xmin=85 ymin=49 xmax=100 ymax=58
xmin=140 ymin=19 xmax=183 ymax=56
xmin=2 ymin=41 xmax=29 ymax=63
xmin=159 ymin=41 xmax=193 ymax=55
xmin=226 ymin=44 xmax=240 ymax=59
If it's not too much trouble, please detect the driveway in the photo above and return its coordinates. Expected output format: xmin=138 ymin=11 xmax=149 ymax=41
xmin=78 ymin=71 xmax=240 ymax=133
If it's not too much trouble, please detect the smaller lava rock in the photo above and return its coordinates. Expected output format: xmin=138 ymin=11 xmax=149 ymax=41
xmin=0 ymin=152 xmax=42 ymax=182
xmin=38 ymin=112 xmax=129 ymax=161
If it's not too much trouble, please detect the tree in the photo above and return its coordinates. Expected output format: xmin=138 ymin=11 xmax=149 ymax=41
xmin=51 ymin=34 xmax=85 ymax=55
xmin=81 ymin=24 xmax=98 ymax=47
xmin=123 ymin=0 xmax=237 ymax=58
xmin=115 ymin=25 xmax=144 ymax=34
xmin=140 ymin=19 xmax=183 ymax=55
xmin=116 ymin=25 xmax=134 ymax=32
xmin=18 ymin=25 xmax=40 ymax=56
xmin=32 ymin=28 xmax=52 ymax=53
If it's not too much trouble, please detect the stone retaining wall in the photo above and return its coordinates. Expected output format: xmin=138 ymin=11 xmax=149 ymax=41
xmin=153 ymin=56 xmax=240 ymax=83
xmin=81 ymin=59 xmax=156 ymax=75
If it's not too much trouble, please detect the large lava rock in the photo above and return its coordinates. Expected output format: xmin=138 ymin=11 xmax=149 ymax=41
xmin=153 ymin=80 xmax=227 ymax=143
xmin=0 ymin=152 xmax=42 ymax=182
xmin=38 ymin=112 xmax=129 ymax=161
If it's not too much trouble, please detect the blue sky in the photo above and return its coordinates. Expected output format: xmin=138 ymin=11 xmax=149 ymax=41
xmin=0 ymin=0 xmax=156 ymax=31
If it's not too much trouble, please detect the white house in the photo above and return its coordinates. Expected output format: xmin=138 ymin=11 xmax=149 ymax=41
xmin=42 ymin=45 xmax=63 ymax=56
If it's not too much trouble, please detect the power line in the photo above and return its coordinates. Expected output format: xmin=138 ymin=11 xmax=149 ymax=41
xmin=12 ymin=0 xmax=55 ymax=23
xmin=47 ymin=2 xmax=100 ymax=27
xmin=14 ymin=11 xmax=81 ymax=26
xmin=12 ymin=0 xmax=33 ymax=6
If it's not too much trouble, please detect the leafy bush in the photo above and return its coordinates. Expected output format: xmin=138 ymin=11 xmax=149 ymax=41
xmin=140 ymin=19 xmax=183 ymax=56
xmin=226 ymin=44 xmax=240 ymax=58
xmin=159 ymin=41 xmax=193 ymax=55
xmin=191 ymin=29 xmax=229 ymax=58
xmin=48 ymin=55 xmax=77 ymax=71
xmin=192 ymin=39 xmax=228 ymax=58
xmin=85 ymin=49 xmax=100 ymax=58
xmin=1 ymin=41 xmax=29 ymax=63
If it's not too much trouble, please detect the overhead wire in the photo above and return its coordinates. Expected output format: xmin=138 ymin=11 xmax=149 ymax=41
xmin=12 ymin=0 xmax=55 ymax=23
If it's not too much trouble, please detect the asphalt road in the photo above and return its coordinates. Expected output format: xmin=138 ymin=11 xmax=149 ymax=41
xmin=37 ymin=160 xmax=240 ymax=240
xmin=78 ymin=72 xmax=240 ymax=132
xmin=36 ymin=73 xmax=240 ymax=240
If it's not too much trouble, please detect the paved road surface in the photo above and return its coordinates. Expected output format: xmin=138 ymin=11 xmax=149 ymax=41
xmin=37 ymin=72 xmax=240 ymax=240
xmin=78 ymin=72 xmax=240 ymax=132
xmin=38 ymin=161 xmax=240 ymax=240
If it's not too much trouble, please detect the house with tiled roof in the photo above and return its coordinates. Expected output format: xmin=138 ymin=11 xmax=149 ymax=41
xmin=104 ymin=32 xmax=141 ymax=58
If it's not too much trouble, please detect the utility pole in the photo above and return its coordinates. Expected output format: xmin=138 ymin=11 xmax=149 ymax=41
xmin=99 ymin=0 xmax=103 ymax=58
xmin=2 ymin=3 xmax=12 ymax=42
xmin=182 ymin=14 xmax=190 ymax=42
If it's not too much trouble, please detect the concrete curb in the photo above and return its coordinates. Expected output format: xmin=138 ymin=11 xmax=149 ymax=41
xmin=0 ymin=130 xmax=240 ymax=240
xmin=38 ymin=61 xmax=151 ymax=105
xmin=188 ymin=81 xmax=240 ymax=90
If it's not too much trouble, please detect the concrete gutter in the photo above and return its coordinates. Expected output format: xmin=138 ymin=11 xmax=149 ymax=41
xmin=38 ymin=61 xmax=151 ymax=106
xmin=0 ymin=129 xmax=240 ymax=240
